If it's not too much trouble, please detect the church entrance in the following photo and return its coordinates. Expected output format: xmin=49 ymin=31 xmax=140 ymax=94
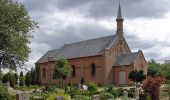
xmin=119 ymin=71 xmax=126 ymax=86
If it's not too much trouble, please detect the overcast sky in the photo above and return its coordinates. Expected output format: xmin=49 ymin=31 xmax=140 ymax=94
xmin=20 ymin=0 xmax=170 ymax=70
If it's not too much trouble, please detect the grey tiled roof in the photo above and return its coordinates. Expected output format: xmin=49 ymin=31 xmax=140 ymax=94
xmin=36 ymin=49 xmax=59 ymax=63
xmin=37 ymin=35 xmax=117 ymax=63
xmin=113 ymin=52 xmax=138 ymax=66
xmin=53 ymin=35 xmax=117 ymax=60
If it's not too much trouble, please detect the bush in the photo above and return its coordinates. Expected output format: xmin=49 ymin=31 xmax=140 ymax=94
xmin=111 ymin=88 xmax=122 ymax=98
xmin=87 ymin=82 xmax=97 ymax=92
xmin=121 ymin=97 xmax=131 ymax=100
xmin=99 ymin=92 xmax=114 ymax=100
xmin=139 ymin=93 xmax=151 ymax=100
xmin=73 ymin=95 xmax=91 ymax=100
xmin=45 ymin=85 xmax=59 ymax=92
xmin=128 ymin=93 xmax=133 ymax=98
xmin=105 ymin=85 xmax=113 ymax=93
xmin=46 ymin=92 xmax=70 ymax=100
xmin=65 ymin=86 xmax=79 ymax=98
xmin=0 ymin=86 xmax=15 ymax=100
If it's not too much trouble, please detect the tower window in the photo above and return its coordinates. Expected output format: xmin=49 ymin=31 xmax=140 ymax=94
xmin=91 ymin=63 xmax=96 ymax=76
xmin=43 ymin=68 xmax=46 ymax=79
xmin=71 ymin=65 xmax=76 ymax=77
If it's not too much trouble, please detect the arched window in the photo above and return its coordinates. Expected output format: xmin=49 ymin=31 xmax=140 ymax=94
xmin=91 ymin=63 xmax=96 ymax=76
xmin=71 ymin=65 xmax=76 ymax=77
xmin=43 ymin=68 xmax=46 ymax=79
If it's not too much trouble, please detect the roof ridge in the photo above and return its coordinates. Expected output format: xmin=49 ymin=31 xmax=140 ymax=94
xmin=65 ymin=35 xmax=116 ymax=46
xmin=120 ymin=52 xmax=138 ymax=55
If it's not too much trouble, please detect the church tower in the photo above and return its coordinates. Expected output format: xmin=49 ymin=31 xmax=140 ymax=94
xmin=116 ymin=0 xmax=124 ymax=37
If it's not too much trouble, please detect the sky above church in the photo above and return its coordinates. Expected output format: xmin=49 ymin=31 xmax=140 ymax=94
xmin=20 ymin=0 xmax=170 ymax=70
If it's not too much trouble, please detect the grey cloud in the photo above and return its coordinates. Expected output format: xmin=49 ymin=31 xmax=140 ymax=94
xmin=23 ymin=0 xmax=170 ymax=19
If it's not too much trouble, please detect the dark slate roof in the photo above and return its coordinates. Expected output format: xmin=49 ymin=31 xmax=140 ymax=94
xmin=36 ymin=49 xmax=59 ymax=63
xmin=53 ymin=35 xmax=117 ymax=60
xmin=113 ymin=52 xmax=138 ymax=66
xmin=36 ymin=35 xmax=117 ymax=63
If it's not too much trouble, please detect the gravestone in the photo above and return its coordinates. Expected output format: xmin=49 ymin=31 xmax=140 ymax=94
xmin=92 ymin=95 xmax=100 ymax=100
xmin=55 ymin=96 xmax=64 ymax=100
xmin=82 ymin=85 xmax=88 ymax=90
xmin=78 ymin=84 xmax=82 ymax=89
xmin=16 ymin=92 xmax=29 ymax=100
xmin=7 ymin=81 xmax=10 ymax=87
xmin=123 ymin=91 xmax=128 ymax=97
xmin=0 ymin=80 xmax=2 ymax=87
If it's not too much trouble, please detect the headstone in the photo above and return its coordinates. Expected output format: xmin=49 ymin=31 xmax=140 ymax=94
xmin=92 ymin=95 xmax=100 ymax=100
xmin=82 ymin=85 xmax=88 ymax=90
xmin=0 ymin=80 xmax=2 ymax=87
xmin=78 ymin=84 xmax=82 ymax=89
xmin=123 ymin=91 xmax=128 ymax=97
xmin=7 ymin=81 xmax=10 ymax=87
xmin=16 ymin=92 xmax=30 ymax=100
xmin=55 ymin=96 xmax=64 ymax=100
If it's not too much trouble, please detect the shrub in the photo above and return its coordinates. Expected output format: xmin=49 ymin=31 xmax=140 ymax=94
xmin=121 ymin=97 xmax=131 ymax=100
xmin=128 ymin=93 xmax=133 ymax=98
xmin=139 ymin=93 xmax=151 ymax=100
xmin=73 ymin=95 xmax=91 ymax=100
xmin=46 ymin=92 xmax=70 ymax=100
xmin=105 ymin=85 xmax=113 ymax=93
xmin=87 ymin=82 xmax=97 ymax=92
xmin=0 ymin=86 xmax=15 ymax=99
xmin=111 ymin=89 xmax=122 ymax=98
xmin=99 ymin=92 xmax=114 ymax=100
xmin=45 ymin=85 xmax=59 ymax=92
xmin=65 ymin=86 xmax=79 ymax=98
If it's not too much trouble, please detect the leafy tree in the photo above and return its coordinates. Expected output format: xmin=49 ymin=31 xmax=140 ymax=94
xmin=25 ymin=71 xmax=31 ymax=86
xmin=142 ymin=76 xmax=165 ymax=100
xmin=2 ymin=73 xmax=9 ymax=83
xmin=129 ymin=70 xmax=146 ymax=99
xmin=35 ymin=63 xmax=41 ymax=85
xmin=30 ymin=68 xmax=37 ymax=85
xmin=14 ymin=73 xmax=18 ymax=85
xmin=53 ymin=58 xmax=70 ymax=89
xmin=129 ymin=70 xmax=146 ymax=83
xmin=0 ymin=0 xmax=38 ymax=70
xmin=8 ymin=71 xmax=16 ymax=87
xmin=0 ymin=70 xmax=3 ymax=80
xmin=147 ymin=59 xmax=162 ymax=76
xmin=19 ymin=71 xmax=24 ymax=86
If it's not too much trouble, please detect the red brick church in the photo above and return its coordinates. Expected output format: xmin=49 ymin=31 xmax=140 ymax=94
xmin=36 ymin=2 xmax=147 ymax=86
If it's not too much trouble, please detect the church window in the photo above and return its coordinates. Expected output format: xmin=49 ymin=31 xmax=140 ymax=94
xmin=71 ymin=65 xmax=76 ymax=77
xmin=43 ymin=68 xmax=46 ymax=79
xmin=91 ymin=63 xmax=96 ymax=76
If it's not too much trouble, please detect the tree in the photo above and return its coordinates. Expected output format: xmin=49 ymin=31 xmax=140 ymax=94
xmin=30 ymin=68 xmax=37 ymax=85
xmin=0 ymin=0 xmax=38 ymax=70
xmin=35 ymin=63 xmax=41 ymax=85
xmin=2 ymin=73 xmax=9 ymax=83
xmin=142 ymin=76 xmax=165 ymax=100
xmin=25 ymin=71 xmax=31 ymax=86
xmin=8 ymin=71 xmax=16 ymax=87
xmin=14 ymin=73 xmax=18 ymax=85
xmin=53 ymin=58 xmax=70 ymax=89
xmin=147 ymin=59 xmax=162 ymax=76
xmin=128 ymin=70 xmax=146 ymax=99
xmin=19 ymin=71 xmax=24 ymax=86
xmin=0 ymin=70 xmax=3 ymax=80
xmin=129 ymin=70 xmax=146 ymax=83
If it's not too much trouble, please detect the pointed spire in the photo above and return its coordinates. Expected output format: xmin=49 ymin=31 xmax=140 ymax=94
xmin=117 ymin=0 xmax=123 ymax=19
